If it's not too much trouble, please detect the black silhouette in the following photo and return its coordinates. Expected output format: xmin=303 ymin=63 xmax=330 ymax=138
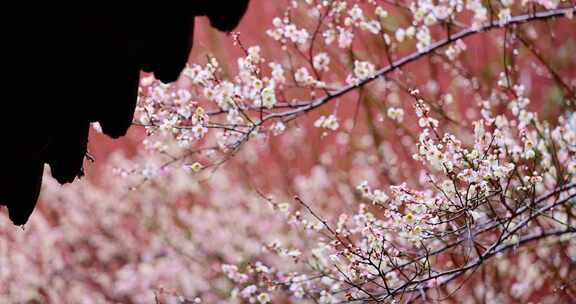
xmin=0 ymin=3 xmax=250 ymax=225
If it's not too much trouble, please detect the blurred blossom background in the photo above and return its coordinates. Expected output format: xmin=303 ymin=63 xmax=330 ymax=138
xmin=1 ymin=1 xmax=576 ymax=303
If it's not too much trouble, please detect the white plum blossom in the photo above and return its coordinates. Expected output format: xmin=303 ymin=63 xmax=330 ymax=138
xmin=315 ymin=114 xmax=340 ymax=131
xmin=353 ymin=60 xmax=376 ymax=79
xmin=294 ymin=67 xmax=315 ymax=85
xmin=338 ymin=28 xmax=354 ymax=48
xmin=313 ymin=52 xmax=331 ymax=72
xmin=387 ymin=107 xmax=405 ymax=123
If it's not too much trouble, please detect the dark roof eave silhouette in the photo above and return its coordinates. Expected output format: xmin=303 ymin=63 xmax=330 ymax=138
xmin=0 ymin=2 xmax=250 ymax=225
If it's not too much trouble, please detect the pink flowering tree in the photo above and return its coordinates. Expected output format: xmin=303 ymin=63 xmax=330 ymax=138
xmin=1 ymin=1 xmax=575 ymax=303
